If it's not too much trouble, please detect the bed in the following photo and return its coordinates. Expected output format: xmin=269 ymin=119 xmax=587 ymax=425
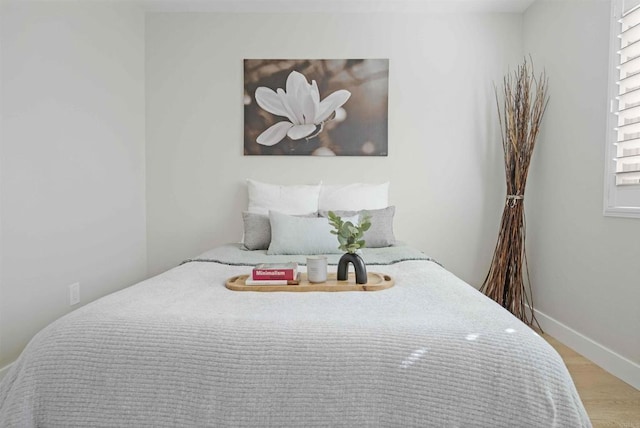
xmin=0 ymin=180 xmax=591 ymax=426
xmin=0 ymin=243 xmax=590 ymax=427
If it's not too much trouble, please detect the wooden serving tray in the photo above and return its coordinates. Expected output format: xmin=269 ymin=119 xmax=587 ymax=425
xmin=225 ymin=272 xmax=394 ymax=292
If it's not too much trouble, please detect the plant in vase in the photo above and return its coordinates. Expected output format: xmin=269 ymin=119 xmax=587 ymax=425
xmin=327 ymin=211 xmax=371 ymax=284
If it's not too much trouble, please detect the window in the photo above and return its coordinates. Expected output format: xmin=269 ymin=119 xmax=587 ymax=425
xmin=605 ymin=0 xmax=640 ymax=218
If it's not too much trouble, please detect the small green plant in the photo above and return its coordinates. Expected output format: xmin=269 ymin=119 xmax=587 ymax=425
xmin=327 ymin=211 xmax=372 ymax=254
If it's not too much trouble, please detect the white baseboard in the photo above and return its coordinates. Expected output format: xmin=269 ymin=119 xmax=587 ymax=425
xmin=0 ymin=362 xmax=14 ymax=382
xmin=534 ymin=308 xmax=640 ymax=390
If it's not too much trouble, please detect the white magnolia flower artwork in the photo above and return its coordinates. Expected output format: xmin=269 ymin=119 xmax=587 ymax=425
xmin=255 ymin=71 xmax=351 ymax=147
xmin=244 ymin=59 xmax=389 ymax=156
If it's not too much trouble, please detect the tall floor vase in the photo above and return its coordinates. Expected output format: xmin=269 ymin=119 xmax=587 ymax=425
xmin=481 ymin=196 xmax=532 ymax=323
xmin=479 ymin=58 xmax=548 ymax=328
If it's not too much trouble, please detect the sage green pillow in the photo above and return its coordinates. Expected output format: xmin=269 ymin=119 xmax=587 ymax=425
xmin=267 ymin=211 xmax=358 ymax=255
xmin=243 ymin=211 xmax=318 ymax=251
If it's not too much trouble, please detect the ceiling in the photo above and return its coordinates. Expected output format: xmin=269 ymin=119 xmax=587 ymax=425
xmin=141 ymin=0 xmax=537 ymax=13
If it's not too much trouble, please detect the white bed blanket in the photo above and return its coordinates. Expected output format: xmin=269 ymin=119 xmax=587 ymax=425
xmin=0 ymin=245 xmax=590 ymax=427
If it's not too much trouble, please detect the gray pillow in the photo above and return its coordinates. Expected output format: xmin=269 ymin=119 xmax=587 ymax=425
xmin=242 ymin=212 xmax=272 ymax=250
xmin=319 ymin=206 xmax=396 ymax=248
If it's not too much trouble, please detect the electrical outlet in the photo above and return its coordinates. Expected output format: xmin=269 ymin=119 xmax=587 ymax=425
xmin=69 ymin=282 xmax=80 ymax=306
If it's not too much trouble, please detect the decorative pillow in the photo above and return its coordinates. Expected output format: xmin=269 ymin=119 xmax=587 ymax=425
xmin=319 ymin=206 xmax=396 ymax=248
xmin=247 ymin=179 xmax=321 ymax=215
xmin=242 ymin=212 xmax=271 ymax=250
xmin=267 ymin=211 xmax=358 ymax=255
xmin=242 ymin=211 xmax=317 ymax=251
xmin=318 ymin=182 xmax=389 ymax=211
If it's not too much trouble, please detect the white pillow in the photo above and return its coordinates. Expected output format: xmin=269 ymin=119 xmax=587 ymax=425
xmin=318 ymin=182 xmax=389 ymax=211
xmin=267 ymin=211 xmax=359 ymax=255
xmin=247 ymin=179 xmax=321 ymax=215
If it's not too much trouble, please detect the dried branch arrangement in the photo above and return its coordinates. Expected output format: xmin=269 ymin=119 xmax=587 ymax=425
xmin=480 ymin=59 xmax=549 ymax=326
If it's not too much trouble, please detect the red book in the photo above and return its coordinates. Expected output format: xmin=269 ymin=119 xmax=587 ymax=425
xmin=245 ymin=273 xmax=301 ymax=286
xmin=252 ymin=262 xmax=298 ymax=280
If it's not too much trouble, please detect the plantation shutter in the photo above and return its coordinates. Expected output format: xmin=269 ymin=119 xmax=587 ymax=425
xmin=615 ymin=2 xmax=640 ymax=185
xmin=605 ymin=0 xmax=640 ymax=217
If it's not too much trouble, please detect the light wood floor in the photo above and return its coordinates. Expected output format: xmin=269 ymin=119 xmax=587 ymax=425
xmin=544 ymin=334 xmax=640 ymax=428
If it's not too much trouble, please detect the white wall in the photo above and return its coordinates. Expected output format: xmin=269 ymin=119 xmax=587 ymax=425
xmin=146 ymin=12 xmax=522 ymax=284
xmin=0 ymin=1 xmax=147 ymax=368
xmin=524 ymin=1 xmax=640 ymax=383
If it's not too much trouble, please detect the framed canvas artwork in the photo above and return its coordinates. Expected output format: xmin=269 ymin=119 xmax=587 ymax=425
xmin=244 ymin=59 xmax=389 ymax=156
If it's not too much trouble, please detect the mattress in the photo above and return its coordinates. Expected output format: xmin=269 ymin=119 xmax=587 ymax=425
xmin=0 ymin=244 xmax=591 ymax=427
